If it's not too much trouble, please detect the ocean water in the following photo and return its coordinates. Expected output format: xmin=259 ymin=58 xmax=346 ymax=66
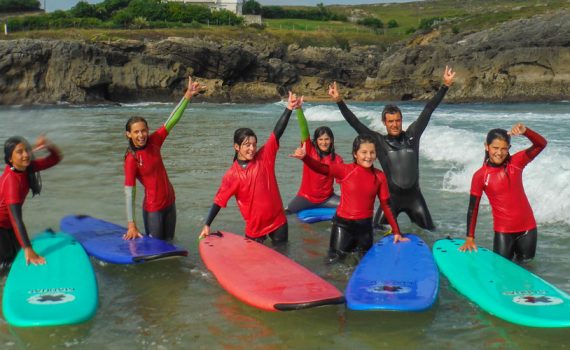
xmin=0 ymin=100 xmax=569 ymax=349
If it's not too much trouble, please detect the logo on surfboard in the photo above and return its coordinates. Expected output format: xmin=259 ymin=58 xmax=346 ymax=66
xmin=512 ymin=295 xmax=563 ymax=306
xmin=366 ymin=283 xmax=411 ymax=294
xmin=27 ymin=287 xmax=76 ymax=305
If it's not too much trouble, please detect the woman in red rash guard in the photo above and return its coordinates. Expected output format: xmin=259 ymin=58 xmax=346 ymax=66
xmin=198 ymin=92 xmax=301 ymax=245
xmin=459 ymin=123 xmax=547 ymax=262
xmin=286 ymin=102 xmax=343 ymax=213
xmin=291 ymin=133 xmax=408 ymax=262
xmin=0 ymin=135 xmax=62 ymax=269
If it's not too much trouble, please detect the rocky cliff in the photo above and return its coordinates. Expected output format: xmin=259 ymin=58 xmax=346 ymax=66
xmin=1 ymin=9 xmax=569 ymax=105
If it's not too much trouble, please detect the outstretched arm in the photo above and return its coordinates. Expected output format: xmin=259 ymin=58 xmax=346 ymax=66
xmin=289 ymin=143 xmax=330 ymax=175
xmin=407 ymin=66 xmax=455 ymax=138
xmin=273 ymin=91 xmax=301 ymax=141
xmin=329 ymin=82 xmax=372 ymax=135
xmin=296 ymin=104 xmax=310 ymax=143
xmin=164 ymin=76 xmax=207 ymax=133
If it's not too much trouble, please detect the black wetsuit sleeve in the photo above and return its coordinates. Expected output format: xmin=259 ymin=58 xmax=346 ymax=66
xmin=406 ymin=86 xmax=448 ymax=139
xmin=337 ymin=101 xmax=373 ymax=135
xmin=204 ymin=204 xmax=221 ymax=226
xmin=466 ymin=194 xmax=481 ymax=238
xmin=273 ymin=108 xmax=293 ymax=142
xmin=8 ymin=204 xmax=31 ymax=247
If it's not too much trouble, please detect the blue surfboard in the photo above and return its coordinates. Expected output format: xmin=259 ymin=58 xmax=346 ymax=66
xmin=2 ymin=230 xmax=98 ymax=327
xmin=434 ymin=237 xmax=570 ymax=328
xmin=59 ymin=215 xmax=188 ymax=264
xmin=345 ymin=233 xmax=439 ymax=311
xmin=296 ymin=207 xmax=336 ymax=223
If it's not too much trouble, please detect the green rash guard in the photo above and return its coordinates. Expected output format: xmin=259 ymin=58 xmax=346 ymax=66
xmin=124 ymin=96 xmax=190 ymax=224
xmin=296 ymin=108 xmax=310 ymax=142
xmin=164 ymin=96 xmax=190 ymax=133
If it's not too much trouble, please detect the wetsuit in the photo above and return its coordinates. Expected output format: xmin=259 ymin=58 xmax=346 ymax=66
xmin=287 ymin=109 xmax=343 ymax=213
xmin=124 ymin=97 xmax=189 ymax=241
xmin=337 ymin=86 xmax=448 ymax=230
xmin=0 ymin=147 xmax=61 ymax=267
xmin=204 ymin=107 xmax=293 ymax=244
xmin=466 ymin=128 xmax=546 ymax=261
xmin=302 ymin=157 xmax=400 ymax=260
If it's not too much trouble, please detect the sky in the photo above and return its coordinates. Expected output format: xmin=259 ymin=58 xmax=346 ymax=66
xmin=46 ymin=0 xmax=417 ymax=13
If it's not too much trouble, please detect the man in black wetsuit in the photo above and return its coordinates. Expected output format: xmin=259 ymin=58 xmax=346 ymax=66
xmin=328 ymin=66 xmax=456 ymax=230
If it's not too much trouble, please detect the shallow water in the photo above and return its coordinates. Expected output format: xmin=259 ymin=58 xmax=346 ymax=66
xmin=0 ymin=100 xmax=569 ymax=349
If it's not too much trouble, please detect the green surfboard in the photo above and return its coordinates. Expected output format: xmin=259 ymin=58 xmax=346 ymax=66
xmin=433 ymin=237 xmax=570 ymax=328
xmin=2 ymin=230 xmax=98 ymax=327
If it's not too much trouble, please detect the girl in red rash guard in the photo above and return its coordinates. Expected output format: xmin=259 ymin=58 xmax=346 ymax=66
xmin=0 ymin=135 xmax=62 ymax=269
xmin=459 ymin=123 xmax=547 ymax=262
xmin=123 ymin=77 xmax=206 ymax=241
xmin=199 ymin=92 xmax=301 ymax=245
xmin=286 ymin=103 xmax=343 ymax=214
xmin=291 ymin=133 xmax=408 ymax=262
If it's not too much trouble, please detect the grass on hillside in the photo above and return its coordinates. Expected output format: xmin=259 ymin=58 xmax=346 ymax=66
xmin=2 ymin=0 xmax=569 ymax=48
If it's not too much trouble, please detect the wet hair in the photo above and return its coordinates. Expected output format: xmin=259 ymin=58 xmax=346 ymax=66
xmin=312 ymin=126 xmax=336 ymax=160
xmin=351 ymin=133 xmax=377 ymax=164
xmin=485 ymin=128 xmax=511 ymax=163
xmin=124 ymin=116 xmax=149 ymax=160
xmin=233 ymin=128 xmax=257 ymax=161
xmin=4 ymin=136 xmax=42 ymax=196
xmin=381 ymin=104 xmax=402 ymax=122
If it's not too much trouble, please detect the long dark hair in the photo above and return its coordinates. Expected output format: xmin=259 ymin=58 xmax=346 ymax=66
xmin=312 ymin=126 xmax=336 ymax=160
xmin=233 ymin=128 xmax=257 ymax=161
xmin=351 ymin=133 xmax=376 ymax=164
xmin=485 ymin=128 xmax=511 ymax=164
xmin=124 ymin=116 xmax=149 ymax=160
xmin=4 ymin=136 xmax=42 ymax=196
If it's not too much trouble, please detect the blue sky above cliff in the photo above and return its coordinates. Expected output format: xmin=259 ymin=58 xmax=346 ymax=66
xmin=48 ymin=1 xmax=417 ymax=12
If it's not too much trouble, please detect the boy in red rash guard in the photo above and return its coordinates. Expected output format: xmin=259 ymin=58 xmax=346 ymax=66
xmin=459 ymin=123 xmax=547 ymax=262
xmin=291 ymin=133 xmax=408 ymax=262
xmin=199 ymin=92 xmax=301 ymax=245
xmin=0 ymin=135 xmax=62 ymax=268
xmin=286 ymin=102 xmax=343 ymax=213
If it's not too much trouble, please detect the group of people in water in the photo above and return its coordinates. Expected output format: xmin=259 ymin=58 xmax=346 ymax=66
xmin=0 ymin=65 xmax=548 ymax=269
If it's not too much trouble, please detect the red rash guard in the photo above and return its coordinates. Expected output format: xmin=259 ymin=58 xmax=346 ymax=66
xmin=213 ymin=133 xmax=287 ymax=238
xmin=467 ymin=128 xmax=547 ymax=237
xmin=0 ymin=150 xmax=61 ymax=247
xmin=297 ymin=140 xmax=343 ymax=203
xmin=303 ymin=157 xmax=400 ymax=234
xmin=124 ymin=125 xmax=175 ymax=212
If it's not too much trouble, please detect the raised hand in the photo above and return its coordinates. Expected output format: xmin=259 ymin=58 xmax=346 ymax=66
xmin=33 ymin=133 xmax=49 ymax=152
xmin=328 ymin=81 xmax=341 ymax=102
xmin=288 ymin=142 xmax=307 ymax=160
xmin=185 ymin=76 xmax=207 ymax=99
xmin=287 ymin=91 xmax=300 ymax=110
xmin=443 ymin=65 xmax=456 ymax=87
xmin=510 ymin=123 xmax=527 ymax=136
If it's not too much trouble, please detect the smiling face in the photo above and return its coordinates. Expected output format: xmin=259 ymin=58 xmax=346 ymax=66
xmin=126 ymin=121 xmax=149 ymax=148
xmin=485 ymin=139 xmax=510 ymax=165
xmin=316 ymin=133 xmax=332 ymax=153
xmin=10 ymin=143 xmax=31 ymax=171
xmin=234 ymin=136 xmax=258 ymax=161
xmin=353 ymin=141 xmax=376 ymax=168
xmin=383 ymin=112 xmax=403 ymax=137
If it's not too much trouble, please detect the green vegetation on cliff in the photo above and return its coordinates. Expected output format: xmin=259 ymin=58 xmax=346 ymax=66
xmin=2 ymin=0 xmax=570 ymax=50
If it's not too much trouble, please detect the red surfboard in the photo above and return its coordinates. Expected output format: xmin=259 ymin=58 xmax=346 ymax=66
xmin=199 ymin=231 xmax=345 ymax=311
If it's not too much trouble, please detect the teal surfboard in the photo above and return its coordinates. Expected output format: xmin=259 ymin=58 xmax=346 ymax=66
xmin=2 ymin=230 xmax=98 ymax=327
xmin=433 ymin=237 xmax=570 ymax=328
